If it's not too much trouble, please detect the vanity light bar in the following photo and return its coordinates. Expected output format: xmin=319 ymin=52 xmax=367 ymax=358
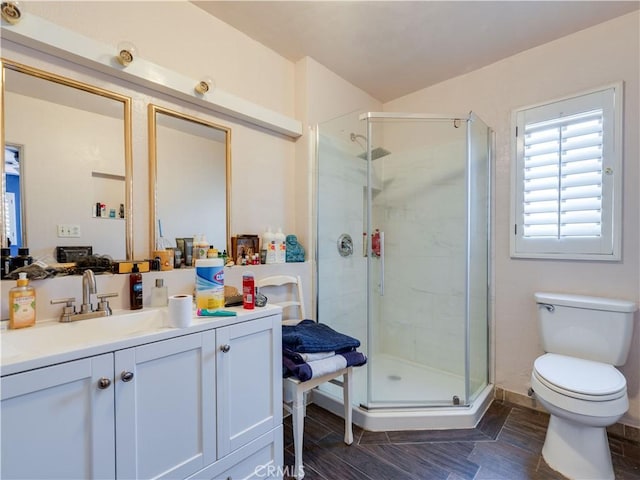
xmin=1 ymin=12 xmax=302 ymax=138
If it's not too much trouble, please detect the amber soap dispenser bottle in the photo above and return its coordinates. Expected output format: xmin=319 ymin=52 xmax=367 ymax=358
xmin=129 ymin=264 xmax=143 ymax=310
xmin=9 ymin=272 xmax=36 ymax=329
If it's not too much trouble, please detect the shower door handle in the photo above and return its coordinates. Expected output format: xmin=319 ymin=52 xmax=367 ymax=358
xmin=379 ymin=231 xmax=385 ymax=296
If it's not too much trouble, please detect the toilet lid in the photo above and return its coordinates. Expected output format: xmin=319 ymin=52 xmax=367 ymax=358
xmin=534 ymin=353 xmax=627 ymax=398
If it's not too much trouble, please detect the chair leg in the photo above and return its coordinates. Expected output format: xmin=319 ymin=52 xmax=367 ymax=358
xmin=302 ymin=391 xmax=307 ymax=417
xmin=343 ymin=368 xmax=353 ymax=445
xmin=292 ymin=388 xmax=306 ymax=479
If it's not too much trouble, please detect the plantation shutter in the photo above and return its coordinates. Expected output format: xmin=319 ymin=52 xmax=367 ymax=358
xmin=522 ymin=110 xmax=603 ymax=239
xmin=511 ymin=84 xmax=621 ymax=260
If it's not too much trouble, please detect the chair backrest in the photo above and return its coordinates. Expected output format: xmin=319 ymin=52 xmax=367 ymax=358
xmin=257 ymin=275 xmax=306 ymax=325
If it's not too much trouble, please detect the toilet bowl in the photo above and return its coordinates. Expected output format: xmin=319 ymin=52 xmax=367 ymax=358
xmin=532 ymin=353 xmax=628 ymax=479
xmin=531 ymin=292 xmax=636 ymax=480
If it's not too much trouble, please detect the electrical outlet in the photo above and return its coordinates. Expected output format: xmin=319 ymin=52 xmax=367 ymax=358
xmin=57 ymin=224 xmax=81 ymax=238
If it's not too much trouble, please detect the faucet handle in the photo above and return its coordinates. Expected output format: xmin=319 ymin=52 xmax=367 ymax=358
xmin=51 ymin=297 xmax=76 ymax=307
xmin=51 ymin=297 xmax=76 ymax=322
xmin=96 ymin=293 xmax=118 ymax=315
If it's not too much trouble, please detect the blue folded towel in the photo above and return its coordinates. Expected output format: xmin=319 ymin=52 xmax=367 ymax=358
xmin=282 ymin=319 xmax=361 ymax=353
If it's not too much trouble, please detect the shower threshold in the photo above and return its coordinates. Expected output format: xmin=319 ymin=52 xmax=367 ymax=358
xmin=312 ymin=383 xmax=494 ymax=432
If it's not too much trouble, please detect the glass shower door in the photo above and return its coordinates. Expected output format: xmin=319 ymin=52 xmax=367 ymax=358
xmin=316 ymin=110 xmax=370 ymax=408
xmin=364 ymin=115 xmax=471 ymax=408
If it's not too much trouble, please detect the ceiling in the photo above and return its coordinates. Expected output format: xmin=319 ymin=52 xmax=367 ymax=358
xmin=193 ymin=1 xmax=639 ymax=102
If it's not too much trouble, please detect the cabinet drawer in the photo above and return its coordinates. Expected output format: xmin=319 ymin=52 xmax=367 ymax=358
xmin=187 ymin=426 xmax=283 ymax=480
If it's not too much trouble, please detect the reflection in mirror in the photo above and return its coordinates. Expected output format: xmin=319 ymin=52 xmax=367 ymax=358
xmin=1 ymin=59 xmax=133 ymax=261
xmin=4 ymin=143 xmax=23 ymax=256
xmin=148 ymin=104 xmax=231 ymax=259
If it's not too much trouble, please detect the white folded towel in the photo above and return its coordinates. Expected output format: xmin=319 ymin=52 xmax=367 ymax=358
xmin=300 ymin=351 xmax=335 ymax=362
xmin=307 ymin=354 xmax=347 ymax=378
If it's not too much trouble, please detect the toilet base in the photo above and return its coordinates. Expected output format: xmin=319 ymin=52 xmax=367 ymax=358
xmin=542 ymin=415 xmax=614 ymax=480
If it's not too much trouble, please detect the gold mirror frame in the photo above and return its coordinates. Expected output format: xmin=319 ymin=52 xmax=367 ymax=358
xmin=148 ymin=104 xmax=231 ymax=258
xmin=1 ymin=59 xmax=133 ymax=260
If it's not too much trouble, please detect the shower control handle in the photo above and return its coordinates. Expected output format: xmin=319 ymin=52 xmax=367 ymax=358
xmin=337 ymin=234 xmax=353 ymax=257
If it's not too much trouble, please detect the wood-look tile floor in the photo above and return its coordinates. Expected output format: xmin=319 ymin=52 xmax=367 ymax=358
xmin=283 ymin=401 xmax=640 ymax=480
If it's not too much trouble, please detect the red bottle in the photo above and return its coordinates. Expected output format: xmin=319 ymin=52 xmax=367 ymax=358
xmin=371 ymin=229 xmax=381 ymax=257
xmin=242 ymin=272 xmax=255 ymax=309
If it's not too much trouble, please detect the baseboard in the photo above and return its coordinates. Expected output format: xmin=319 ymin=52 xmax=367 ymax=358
xmin=494 ymin=386 xmax=640 ymax=445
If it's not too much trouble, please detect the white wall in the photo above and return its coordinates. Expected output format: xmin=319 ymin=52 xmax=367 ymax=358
xmin=25 ymin=1 xmax=295 ymax=117
xmin=385 ymin=11 xmax=640 ymax=427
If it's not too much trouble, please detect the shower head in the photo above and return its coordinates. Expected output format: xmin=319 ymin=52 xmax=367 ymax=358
xmin=349 ymin=132 xmax=391 ymax=160
xmin=358 ymin=147 xmax=391 ymax=160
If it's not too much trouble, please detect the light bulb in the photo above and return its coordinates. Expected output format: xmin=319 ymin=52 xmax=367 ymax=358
xmin=116 ymin=41 xmax=138 ymax=67
xmin=194 ymin=76 xmax=215 ymax=95
xmin=1 ymin=1 xmax=22 ymax=25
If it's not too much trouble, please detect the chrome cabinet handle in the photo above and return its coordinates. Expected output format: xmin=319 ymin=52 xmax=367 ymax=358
xmin=97 ymin=377 xmax=112 ymax=389
xmin=121 ymin=371 xmax=134 ymax=382
xmin=220 ymin=344 xmax=231 ymax=353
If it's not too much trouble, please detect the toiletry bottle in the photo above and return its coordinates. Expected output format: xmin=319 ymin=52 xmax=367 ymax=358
xmin=264 ymin=228 xmax=276 ymax=264
xmin=15 ymin=247 xmax=33 ymax=268
xmin=129 ymin=264 xmax=143 ymax=310
xmin=174 ymin=249 xmax=182 ymax=268
xmin=207 ymin=245 xmax=218 ymax=258
xmin=150 ymin=278 xmax=168 ymax=307
xmin=275 ymin=228 xmax=286 ymax=263
xmin=194 ymin=234 xmax=209 ymax=260
xmin=9 ymin=272 xmax=36 ymax=329
xmin=1 ymin=248 xmax=12 ymax=279
xmin=242 ymin=271 xmax=255 ymax=309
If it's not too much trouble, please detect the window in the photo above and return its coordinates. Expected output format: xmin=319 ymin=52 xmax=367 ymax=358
xmin=511 ymin=83 xmax=623 ymax=260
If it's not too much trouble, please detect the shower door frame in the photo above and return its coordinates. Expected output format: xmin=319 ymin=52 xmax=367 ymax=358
xmin=360 ymin=111 xmax=490 ymax=410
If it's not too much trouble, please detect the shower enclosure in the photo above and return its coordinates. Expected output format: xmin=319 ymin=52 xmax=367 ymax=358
xmin=314 ymin=111 xmax=492 ymax=430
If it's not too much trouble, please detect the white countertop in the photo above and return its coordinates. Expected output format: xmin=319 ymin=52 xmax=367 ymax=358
xmin=1 ymin=304 xmax=282 ymax=376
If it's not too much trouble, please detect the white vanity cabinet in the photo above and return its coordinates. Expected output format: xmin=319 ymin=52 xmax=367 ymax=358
xmin=115 ymin=330 xmax=218 ymax=479
xmin=1 ymin=308 xmax=283 ymax=480
xmin=1 ymin=354 xmax=116 ymax=479
xmin=189 ymin=315 xmax=283 ymax=480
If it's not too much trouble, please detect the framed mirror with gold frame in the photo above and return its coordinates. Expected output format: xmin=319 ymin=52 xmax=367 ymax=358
xmin=148 ymin=104 xmax=231 ymax=261
xmin=1 ymin=59 xmax=133 ymax=261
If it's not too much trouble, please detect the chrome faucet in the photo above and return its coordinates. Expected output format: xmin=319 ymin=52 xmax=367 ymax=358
xmin=50 ymin=269 xmax=118 ymax=322
xmin=81 ymin=269 xmax=97 ymax=314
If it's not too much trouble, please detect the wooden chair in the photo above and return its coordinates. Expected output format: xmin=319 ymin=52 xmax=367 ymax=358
xmin=256 ymin=275 xmax=354 ymax=480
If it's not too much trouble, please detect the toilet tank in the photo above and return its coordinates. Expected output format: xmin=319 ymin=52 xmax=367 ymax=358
xmin=535 ymin=292 xmax=637 ymax=365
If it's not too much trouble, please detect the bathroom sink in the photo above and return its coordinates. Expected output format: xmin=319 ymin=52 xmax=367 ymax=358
xmin=1 ymin=308 xmax=172 ymax=362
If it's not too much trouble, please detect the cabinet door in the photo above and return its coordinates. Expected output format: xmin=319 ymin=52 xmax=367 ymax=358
xmin=217 ymin=315 xmax=282 ymax=457
xmin=1 ymin=354 xmax=115 ymax=479
xmin=115 ymin=330 xmax=217 ymax=480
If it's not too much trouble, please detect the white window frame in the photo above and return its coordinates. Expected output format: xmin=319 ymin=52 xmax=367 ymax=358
xmin=510 ymin=82 xmax=623 ymax=261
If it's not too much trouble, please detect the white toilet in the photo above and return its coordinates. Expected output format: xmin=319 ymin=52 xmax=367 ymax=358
xmin=531 ymin=292 xmax=637 ymax=480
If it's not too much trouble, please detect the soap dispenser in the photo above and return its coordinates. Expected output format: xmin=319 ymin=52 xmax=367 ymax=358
xmin=9 ymin=272 xmax=36 ymax=329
